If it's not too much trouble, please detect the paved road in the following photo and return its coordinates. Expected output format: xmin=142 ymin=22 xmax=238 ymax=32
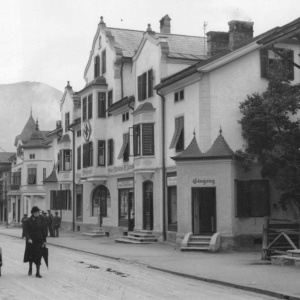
xmin=0 ymin=235 xmax=275 ymax=300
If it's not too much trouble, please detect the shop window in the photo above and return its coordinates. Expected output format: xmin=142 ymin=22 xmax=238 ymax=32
xmin=50 ymin=190 xmax=71 ymax=210
xmin=98 ymin=140 xmax=106 ymax=166
xmin=102 ymin=49 xmax=106 ymax=74
xmin=107 ymin=90 xmax=113 ymax=117
xmin=29 ymin=154 xmax=35 ymax=159
xmin=137 ymin=69 xmax=153 ymax=101
xmin=27 ymin=168 xmax=36 ymax=184
xmin=77 ymin=130 xmax=81 ymax=137
xmin=107 ymin=139 xmax=114 ymax=166
xmin=236 ymin=180 xmax=270 ymax=218
xmin=98 ymin=92 xmax=106 ymax=118
xmin=260 ymin=48 xmax=294 ymax=80
xmin=92 ymin=185 xmax=109 ymax=217
xmin=168 ymin=186 xmax=177 ymax=231
xmin=83 ymin=142 xmax=93 ymax=168
xmin=170 ymin=116 xmax=184 ymax=152
xmin=122 ymin=112 xmax=129 ymax=122
xmin=77 ymin=146 xmax=81 ymax=170
xmin=88 ymin=94 xmax=93 ymax=119
xmin=65 ymin=112 xmax=70 ymax=132
xmin=94 ymin=55 xmax=100 ymax=78
xmin=117 ymin=133 xmax=129 ymax=162
xmin=82 ymin=97 xmax=87 ymax=121
xmin=174 ymin=89 xmax=184 ymax=103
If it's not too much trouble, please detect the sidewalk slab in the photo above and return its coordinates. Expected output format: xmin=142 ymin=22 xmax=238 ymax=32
xmin=1 ymin=226 xmax=300 ymax=300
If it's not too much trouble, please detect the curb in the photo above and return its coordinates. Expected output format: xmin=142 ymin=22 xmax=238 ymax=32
xmin=0 ymin=232 xmax=299 ymax=300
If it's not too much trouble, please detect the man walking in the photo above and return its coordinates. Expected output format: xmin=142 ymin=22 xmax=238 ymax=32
xmin=47 ymin=210 xmax=54 ymax=237
xmin=53 ymin=212 xmax=61 ymax=237
xmin=21 ymin=214 xmax=28 ymax=238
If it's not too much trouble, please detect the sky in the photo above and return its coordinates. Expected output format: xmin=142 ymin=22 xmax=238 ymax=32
xmin=0 ymin=0 xmax=299 ymax=92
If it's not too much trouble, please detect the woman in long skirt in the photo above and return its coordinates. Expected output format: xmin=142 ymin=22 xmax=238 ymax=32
xmin=23 ymin=206 xmax=47 ymax=278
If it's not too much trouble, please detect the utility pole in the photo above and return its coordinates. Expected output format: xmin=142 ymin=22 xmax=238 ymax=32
xmin=203 ymin=22 xmax=208 ymax=55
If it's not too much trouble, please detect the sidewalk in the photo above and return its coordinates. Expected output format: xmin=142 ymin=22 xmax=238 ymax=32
xmin=1 ymin=226 xmax=299 ymax=300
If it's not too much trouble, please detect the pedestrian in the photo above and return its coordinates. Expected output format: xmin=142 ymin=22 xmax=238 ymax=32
xmin=53 ymin=212 xmax=61 ymax=237
xmin=47 ymin=210 xmax=54 ymax=237
xmin=21 ymin=214 xmax=28 ymax=238
xmin=41 ymin=211 xmax=48 ymax=237
xmin=23 ymin=206 xmax=47 ymax=278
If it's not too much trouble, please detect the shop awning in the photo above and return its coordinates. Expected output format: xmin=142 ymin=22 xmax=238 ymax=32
xmin=169 ymin=116 xmax=183 ymax=149
xmin=117 ymin=134 xmax=129 ymax=159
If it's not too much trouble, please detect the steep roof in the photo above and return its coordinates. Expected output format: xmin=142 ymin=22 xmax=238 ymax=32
xmin=43 ymin=167 xmax=58 ymax=183
xmin=175 ymin=136 xmax=203 ymax=159
xmin=20 ymin=114 xmax=36 ymax=144
xmin=22 ymin=121 xmax=49 ymax=149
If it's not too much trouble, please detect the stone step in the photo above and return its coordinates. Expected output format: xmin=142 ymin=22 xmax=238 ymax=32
xmin=82 ymin=232 xmax=106 ymax=238
xmin=188 ymin=241 xmax=210 ymax=246
xmin=181 ymin=246 xmax=210 ymax=251
xmin=122 ymin=236 xmax=157 ymax=242
xmin=190 ymin=236 xmax=211 ymax=241
xmin=115 ymin=238 xmax=154 ymax=244
xmin=128 ymin=232 xmax=156 ymax=238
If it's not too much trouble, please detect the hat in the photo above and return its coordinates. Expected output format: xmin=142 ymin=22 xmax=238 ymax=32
xmin=31 ymin=206 xmax=40 ymax=214
xmin=55 ymin=211 xmax=59 ymax=215
xmin=42 ymin=211 xmax=47 ymax=215
xmin=47 ymin=210 xmax=51 ymax=213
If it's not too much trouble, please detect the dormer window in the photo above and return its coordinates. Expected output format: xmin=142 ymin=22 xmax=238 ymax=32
xmin=29 ymin=154 xmax=35 ymax=159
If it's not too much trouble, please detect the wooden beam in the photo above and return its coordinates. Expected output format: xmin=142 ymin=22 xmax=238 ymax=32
xmin=272 ymin=47 xmax=300 ymax=69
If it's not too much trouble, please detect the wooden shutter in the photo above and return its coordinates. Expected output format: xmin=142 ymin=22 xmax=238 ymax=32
xmin=170 ymin=117 xmax=184 ymax=149
xmin=102 ymin=50 xmax=106 ymax=74
xmin=148 ymin=69 xmax=153 ymax=98
xmin=142 ymin=72 xmax=147 ymax=100
xmin=59 ymin=150 xmax=63 ymax=172
xmin=250 ymin=180 xmax=270 ymax=217
xmin=56 ymin=190 xmax=62 ymax=210
xmin=50 ymin=190 xmax=56 ymax=210
xmin=98 ymin=92 xmax=106 ymax=118
xmin=89 ymin=141 xmax=93 ymax=166
xmin=138 ymin=75 xmax=142 ymax=101
xmin=68 ymin=190 xmax=72 ymax=210
xmin=287 ymin=50 xmax=294 ymax=80
xmin=236 ymin=180 xmax=251 ymax=217
xmin=77 ymin=146 xmax=81 ymax=170
xmin=82 ymin=97 xmax=87 ymax=121
xmin=133 ymin=124 xmax=140 ymax=156
xmin=260 ymin=48 xmax=269 ymax=78
xmin=88 ymin=94 xmax=93 ymax=119
xmin=142 ymin=124 xmax=154 ymax=155
xmin=107 ymin=139 xmax=113 ymax=165
xmin=83 ymin=144 xmax=87 ymax=168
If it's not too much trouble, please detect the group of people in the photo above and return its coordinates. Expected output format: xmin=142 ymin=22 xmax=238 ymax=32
xmin=21 ymin=207 xmax=62 ymax=279
xmin=22 ymin=210 xmax=61 ymax=238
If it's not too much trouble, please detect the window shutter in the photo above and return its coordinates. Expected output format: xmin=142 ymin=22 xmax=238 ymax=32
xmin=287 ymin=50 xmax=294 ymax=81
xmin=90 ymin=141 xmax=93 ymax=166
xmin=50 ymin=190 xmax=56 ymax=210
xmin=98 ymin=92 xmax=106 ymax=118
xmin=170 ymin=116 xmax=184 ymax=149
xmin=108 ymin=139 xmax=114 ymax=165
xmin=88 ymin=94 xmax=93 ymax=119
xmin=133 ymin=124 xmax=140 ymax=156
xmin=59 ymin=150 xmax=63 ymax=173
xmin=137 ymin=75 xmax=142 ymax=101
xmin=102 ymin=50 xmax=106 ymax=74
xmin=83 ymin=144 xmax=86 ymax=168
xmin=260 ymin=48 xmax=269 ymax=78
xmin=142 ymin=72 xmax=147 ymax=100
xmin=236 ymin=180 xmax=251 ymax=217
xmin=148 ymin=69 xmax=153 ymax=98
xmin=142 ymin=123 xmax=154 ymax=155
xmin=56 ymin=190 xmax=62 ymax=210
xmin=77 ymin=146 xmax=81 ymax=170
xmin=82 ymin=98 xmax=87 ymax=121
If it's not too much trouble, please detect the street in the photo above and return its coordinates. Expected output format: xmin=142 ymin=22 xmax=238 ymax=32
xmin=0 ymin=235 xmax=276 ymax=300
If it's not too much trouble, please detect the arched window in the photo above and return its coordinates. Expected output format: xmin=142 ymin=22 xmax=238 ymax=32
xmin=91 ymin=185 xmax=110 ymax=217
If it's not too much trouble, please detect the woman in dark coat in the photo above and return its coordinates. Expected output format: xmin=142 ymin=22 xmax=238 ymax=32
xmin=23 ymin=206 xmax=47 ymax=278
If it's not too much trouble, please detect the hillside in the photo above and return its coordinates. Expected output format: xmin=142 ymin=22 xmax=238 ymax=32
xmin=0 ymin=81 xmax=63 ymax=152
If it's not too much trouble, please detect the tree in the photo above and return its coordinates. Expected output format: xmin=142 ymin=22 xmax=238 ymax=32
xmin=237 ymin=52 xmax=300 ymax=215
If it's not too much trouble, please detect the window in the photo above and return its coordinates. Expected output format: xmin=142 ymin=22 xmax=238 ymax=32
xmin=107 ymin=90 xmax=113 ymax=117
xmin=65 ymin=112 xmax=70 ymax=132
xmin=88 ymin=94 xmax=93 ymax=119
xmin=83 ymin=142 xmax=93 ymax=168
xmin=98 ymin=36 xmax=102 ymax=48
xmin=63 ymin=150 xmax=72 ymax=171
xmin=107 ymin=139 xmax=114 ymax=165
xmin=117 ymin=134 xmax=129 ymax=161
xmin=43 ymin=168 xmax=46 ymax=182
xmin=138 ymin=69 xmax=154 ymax=101
xmin=77 ymin=130 xmax=81 ymax=137
xmin=98 ymin=92 xmax=106 ymax=118
xmin=170 ymin=116 xmax=184 ymax=152
xmin=94 ymin=55 xmax=100 ymax=78
xmin=98 ymin=140 xmax=106 ymax=166
xmin=142 ymin=123 xmax=154 ymax=155
xmin=77 ymin=146 xmax=81 ymax=170
xmin=174 ymin=89 xmax=184 ymax=103
xmin=133 ymin=125 xmax=141 ymax=156
xmin=122 ymin=112 xmax=129 ymax=122
xmin=17 ymin=145 xmax=23 ymax=157
xmin=29 ymin=154 xmax=35 ymax=159
xmin=27 ymin=168 xmax=36 ymax=184
xmin=50 ymin=190 xmax=72 ymax=210
xmin=260 ymin=48 xmax=294 ymax=80
xmin=82 ymin=97 xmax=87 ymax=121
xmin=236 ymin=180 xmax=270 ymax=217
xmin=102 ymin=49 xmax=106 ymax=74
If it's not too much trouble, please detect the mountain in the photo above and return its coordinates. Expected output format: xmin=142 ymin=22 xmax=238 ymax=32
xmin=0 ymin=81 xmax=63 ymax=152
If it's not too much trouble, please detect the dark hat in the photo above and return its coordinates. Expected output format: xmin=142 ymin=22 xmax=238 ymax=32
xmin=47 ymin=210 xmax=51 ymax=212
xmin=55 ymin=211 xmax=59 ymax=215
xmin=31 ymin=206 xmax=40 ymax=214
xmin=42 ymin=211 xmax=47 ymax=215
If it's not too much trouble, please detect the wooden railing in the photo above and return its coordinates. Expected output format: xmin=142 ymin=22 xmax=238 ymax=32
xmin=262 ymin=218 xmax=300 ymax=260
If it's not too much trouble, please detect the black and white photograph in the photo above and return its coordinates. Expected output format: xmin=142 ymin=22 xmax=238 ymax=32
xmin=0 ymin=0 xmax=300 ymax=299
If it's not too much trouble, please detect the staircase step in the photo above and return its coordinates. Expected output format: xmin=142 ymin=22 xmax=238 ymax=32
xmin=82 ymin=232 xmax=106 ymax=237
xmin=128 ymin=232 xmax=155 ymax=238
xmin=122 ymin=236 xmax=157 ymax=242
xmin=133 ymin=230 xmax=154 ymax=235
xmin=181 ymin=246 xmax=210 ymax=251
xmin=190 ymin=236 xmax=211 ymax=241
xmin=188 ymin=242 xmax=210 ymax=246
xmin=115 ymin=238 xmax=154 ymax=244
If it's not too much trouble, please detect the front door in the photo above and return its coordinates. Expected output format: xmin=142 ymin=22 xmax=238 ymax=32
xmin=128 ymin=190 xmax=134 ymax=231
xmin=143 ymin=181 xmax=153 ymax=230
xmin=192 ymin=188 xmax=216 ymax=235
xmin=76 ymin=194 xmax=83 ymax=222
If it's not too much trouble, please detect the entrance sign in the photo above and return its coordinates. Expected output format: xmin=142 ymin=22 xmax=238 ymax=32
xmin=82 ymin=120 xmax=91 ymax=142
xmin=167 ymin=177 xmax=177 ymax=186
xmin=117 ymin=179 xmax=134 ymax=189
xmin=191 ymin=177 xmax=216 ymax=186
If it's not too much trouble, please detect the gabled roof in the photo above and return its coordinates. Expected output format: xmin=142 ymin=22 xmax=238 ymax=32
xmin=132 ymin=101 xmax=156 ymax=116
xmin=43 ymin=166 xmax=58 ymax=183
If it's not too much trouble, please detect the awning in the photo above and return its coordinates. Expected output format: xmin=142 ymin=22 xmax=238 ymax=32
xmin=117 ymin=134 xmax=129 ymax=159
xmin=169 ymin=116 xmax=184 ymax=149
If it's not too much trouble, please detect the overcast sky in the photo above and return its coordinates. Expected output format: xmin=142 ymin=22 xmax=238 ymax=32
xmin=0 ymin=0 xmax=299 ymax=92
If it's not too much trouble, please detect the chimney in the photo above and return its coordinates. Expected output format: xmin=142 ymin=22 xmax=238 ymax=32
xmin=206 ymin=31 xmax=229 ymax=57
xmin=160 ymin=15 xmax=171 ymax=34
xmin=228 ymin=20 xmax=254 ymax=49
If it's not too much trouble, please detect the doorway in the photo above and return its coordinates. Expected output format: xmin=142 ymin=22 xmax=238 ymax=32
xmin=118 ymin=189 xmax=134 ymax=231
xmin=168 ymin=186 xmax=177 ymax=231
xmin=192 ymin=187 xmax=216 ymax=235
xmin=92 ymin=185 xmax=109 ymax=227
xmin=76 ymin=194 xmax=83 ymax=222
xmin=143 ymin=181 xmax=153 ymax=230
